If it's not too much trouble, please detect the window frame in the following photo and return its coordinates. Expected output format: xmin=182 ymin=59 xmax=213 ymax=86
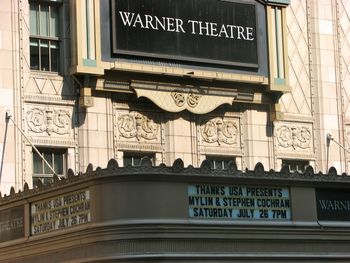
xmin=123 ymin=152 xmax=155 ymax=167
xmin=206 ymin=156 xmax=236 ymax=170
xmin=29 ymin=1 xmax=61 ymax=73
xmin=282 ymin=159 xmax=310 ymax=174
xmin=32 ymin=147 xmax=67 ymax=186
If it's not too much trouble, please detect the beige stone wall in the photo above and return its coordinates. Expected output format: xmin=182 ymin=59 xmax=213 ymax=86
xmin=277 ymin=0 xmax=350 ymax=173
xmin=0 ymin=0 xmax=19 ymax=195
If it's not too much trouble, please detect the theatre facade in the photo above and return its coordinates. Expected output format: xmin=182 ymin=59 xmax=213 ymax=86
xmin=1 ymin=0 xmax=350 ymax=261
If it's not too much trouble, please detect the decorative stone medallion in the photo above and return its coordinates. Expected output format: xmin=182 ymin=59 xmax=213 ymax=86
xmin=26 ymin=107 xmax=71 ymax=136
xmin=117 ymin=112 xmax=159 ymax=141
xmin=201 ymin=118 xmax=238 ymax=145
xmin=275 ymin=124 xmax=312 ymax=150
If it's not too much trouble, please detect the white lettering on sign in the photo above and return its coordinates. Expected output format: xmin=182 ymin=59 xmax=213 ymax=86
xmin=118 ymin=12 xmax=255 ymax=40
xmin=31 ymin=190 xmax=91 ymax=235
xmin=188 ymin=185 xmax=291 ymax=220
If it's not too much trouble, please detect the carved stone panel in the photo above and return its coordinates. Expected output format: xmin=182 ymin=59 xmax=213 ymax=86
xmin=116 ymin=111 xmax=161 ymax=143
xmin=275 ymin=122 xmax=313 ymax=153
xmin=25 ymin=106 xmax=73 ymax=138
xmin=200 ymin=117 xmax=240 ymax=147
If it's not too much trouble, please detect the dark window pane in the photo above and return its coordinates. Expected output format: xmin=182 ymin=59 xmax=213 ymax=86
xmin=43 ymin=177 xmax=53 ymax=185
xmin=30 ymin=39 xmax=39 ymax=70
xmin=33 ymin=152 xmax=42 ymax=174
xmin=43 ymin=152 xmax=53 ymax=174
xmin=33 ymin=177 xmax=41 ymax=188
xmin=123 ymin=156 xmax=132 ymax=166
xmin=40 ymin=40 xmax=49 ymax=71
xmin=50 ymin=41 xmax=59 ymax=72
xmin=54 ymin=153 xmax=63 ymax=175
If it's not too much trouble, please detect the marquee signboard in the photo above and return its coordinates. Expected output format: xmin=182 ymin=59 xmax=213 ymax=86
xmin=111 ymin=0 xmax=258 ymax=67
xmin=188 ymin=184 xmax=291 ymax=220
xmin=31 ymin=190 xmax=91 ymax=235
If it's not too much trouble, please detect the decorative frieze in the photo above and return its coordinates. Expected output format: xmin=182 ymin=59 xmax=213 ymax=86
xmin=275 ymin=123 xmax=312 ymax=151
xmin=117 ymin=112 xmax=159 ymax=141
xmin=26 ymin=107 xmax=71 ymax=136
xmin=200 ymin=117 xmax=239 ymax=146
xmin=132 ymin=81 xmax=234 ymax=114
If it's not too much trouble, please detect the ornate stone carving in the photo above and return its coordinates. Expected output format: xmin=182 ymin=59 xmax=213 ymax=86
xmin=171 ymin=90 xmax=201 ymax=108
xmin=26 ymin=107 xmax=71 ymax=136
xmin=276 ymin=124 xmax=311 ymax=150
xmin=117 ymin=113 xmax=159 ymax=141
xmin=201 ymin=118 xmax=238 ymax=145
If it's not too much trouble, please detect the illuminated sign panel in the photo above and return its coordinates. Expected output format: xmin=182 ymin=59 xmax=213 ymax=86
xmin=188 ymin=184 xmax=291 ymax=220
xmin=111 ymin=0 xmax=258 ymax=67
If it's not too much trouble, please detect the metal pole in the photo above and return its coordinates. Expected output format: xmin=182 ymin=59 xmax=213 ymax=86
xmin=5 ymin=112 xmax=57 ymax=175
xmin=327 ymin=133 xmax=350 ymax=154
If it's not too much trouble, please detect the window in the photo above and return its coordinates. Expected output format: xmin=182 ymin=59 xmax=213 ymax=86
xmin=123 ymin=152 xmax=155 ymax=167
xmin=206 ymin=156 xmax=236 ymax=170
xmin=30 ymin=2 xmax=60 ymax=72
xmin=282 ymin=160 xmax=309 ymax=173
xmin=33 ymin=148 xmax=67 ymax=187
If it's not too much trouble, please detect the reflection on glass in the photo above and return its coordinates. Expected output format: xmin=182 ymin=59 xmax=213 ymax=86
xmin=40 ymin=5 xmax=49 ymax=36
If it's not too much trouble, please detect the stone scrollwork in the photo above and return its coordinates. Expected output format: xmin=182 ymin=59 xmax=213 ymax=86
xmin=201 ymin=118 xmax=238 ymax=145
xmin=26 ymin=107 xmax=71 ymax=136
xmin=171 ymin=90 xmax=201 ymax=108
xmin=117 ymin=112 xmax=159 ymax=141
xmin=276 ymin=124 xmax=311 ymax=150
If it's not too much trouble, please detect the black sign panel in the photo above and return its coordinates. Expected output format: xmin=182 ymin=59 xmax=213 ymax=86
xmin=111 ymin=0 xmax=258 ymax=67
xmin=0 ymin=206 xmax=24 ymax=243
xmin=316 ymin=189 xmax=350 ymax=221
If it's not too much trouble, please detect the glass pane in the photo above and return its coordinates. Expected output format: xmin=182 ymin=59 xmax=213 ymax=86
xmin=40 ymin=40 xmax=49 ymax=71
xmin=50 ymin=6 xmax=59 ymax=37
xmin=30 ymin=39 xmax=40 ymax=70
xmin=54 ymin=153 xmax=64 ymax=175
xmin=133 ymin=156 xmax=142 ymax=166
xmin=123 ymin=156 xmax=132 ymax=166
xmin=43 ymin=152 xmax=53 ymax=174
xmin=216 ymin=161 xmax=223 ymax=170
xmin=33 ymin=177 xmax=41 ymax=188
xmin=33 ymin=152 xmax=43 ymax=174
xmin=30 ymin=4 xmax=39 ymax=35
xmin=43 ymin=177 xmax=53 ymax=185
xmin=40 ymin=5 xmax=49 ymax=36
xmin=50 ymin=41 xmax=59 ymax=72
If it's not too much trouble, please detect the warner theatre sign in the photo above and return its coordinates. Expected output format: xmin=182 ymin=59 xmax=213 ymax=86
xmin=111 ymin=0 xmax=258 ymax=67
